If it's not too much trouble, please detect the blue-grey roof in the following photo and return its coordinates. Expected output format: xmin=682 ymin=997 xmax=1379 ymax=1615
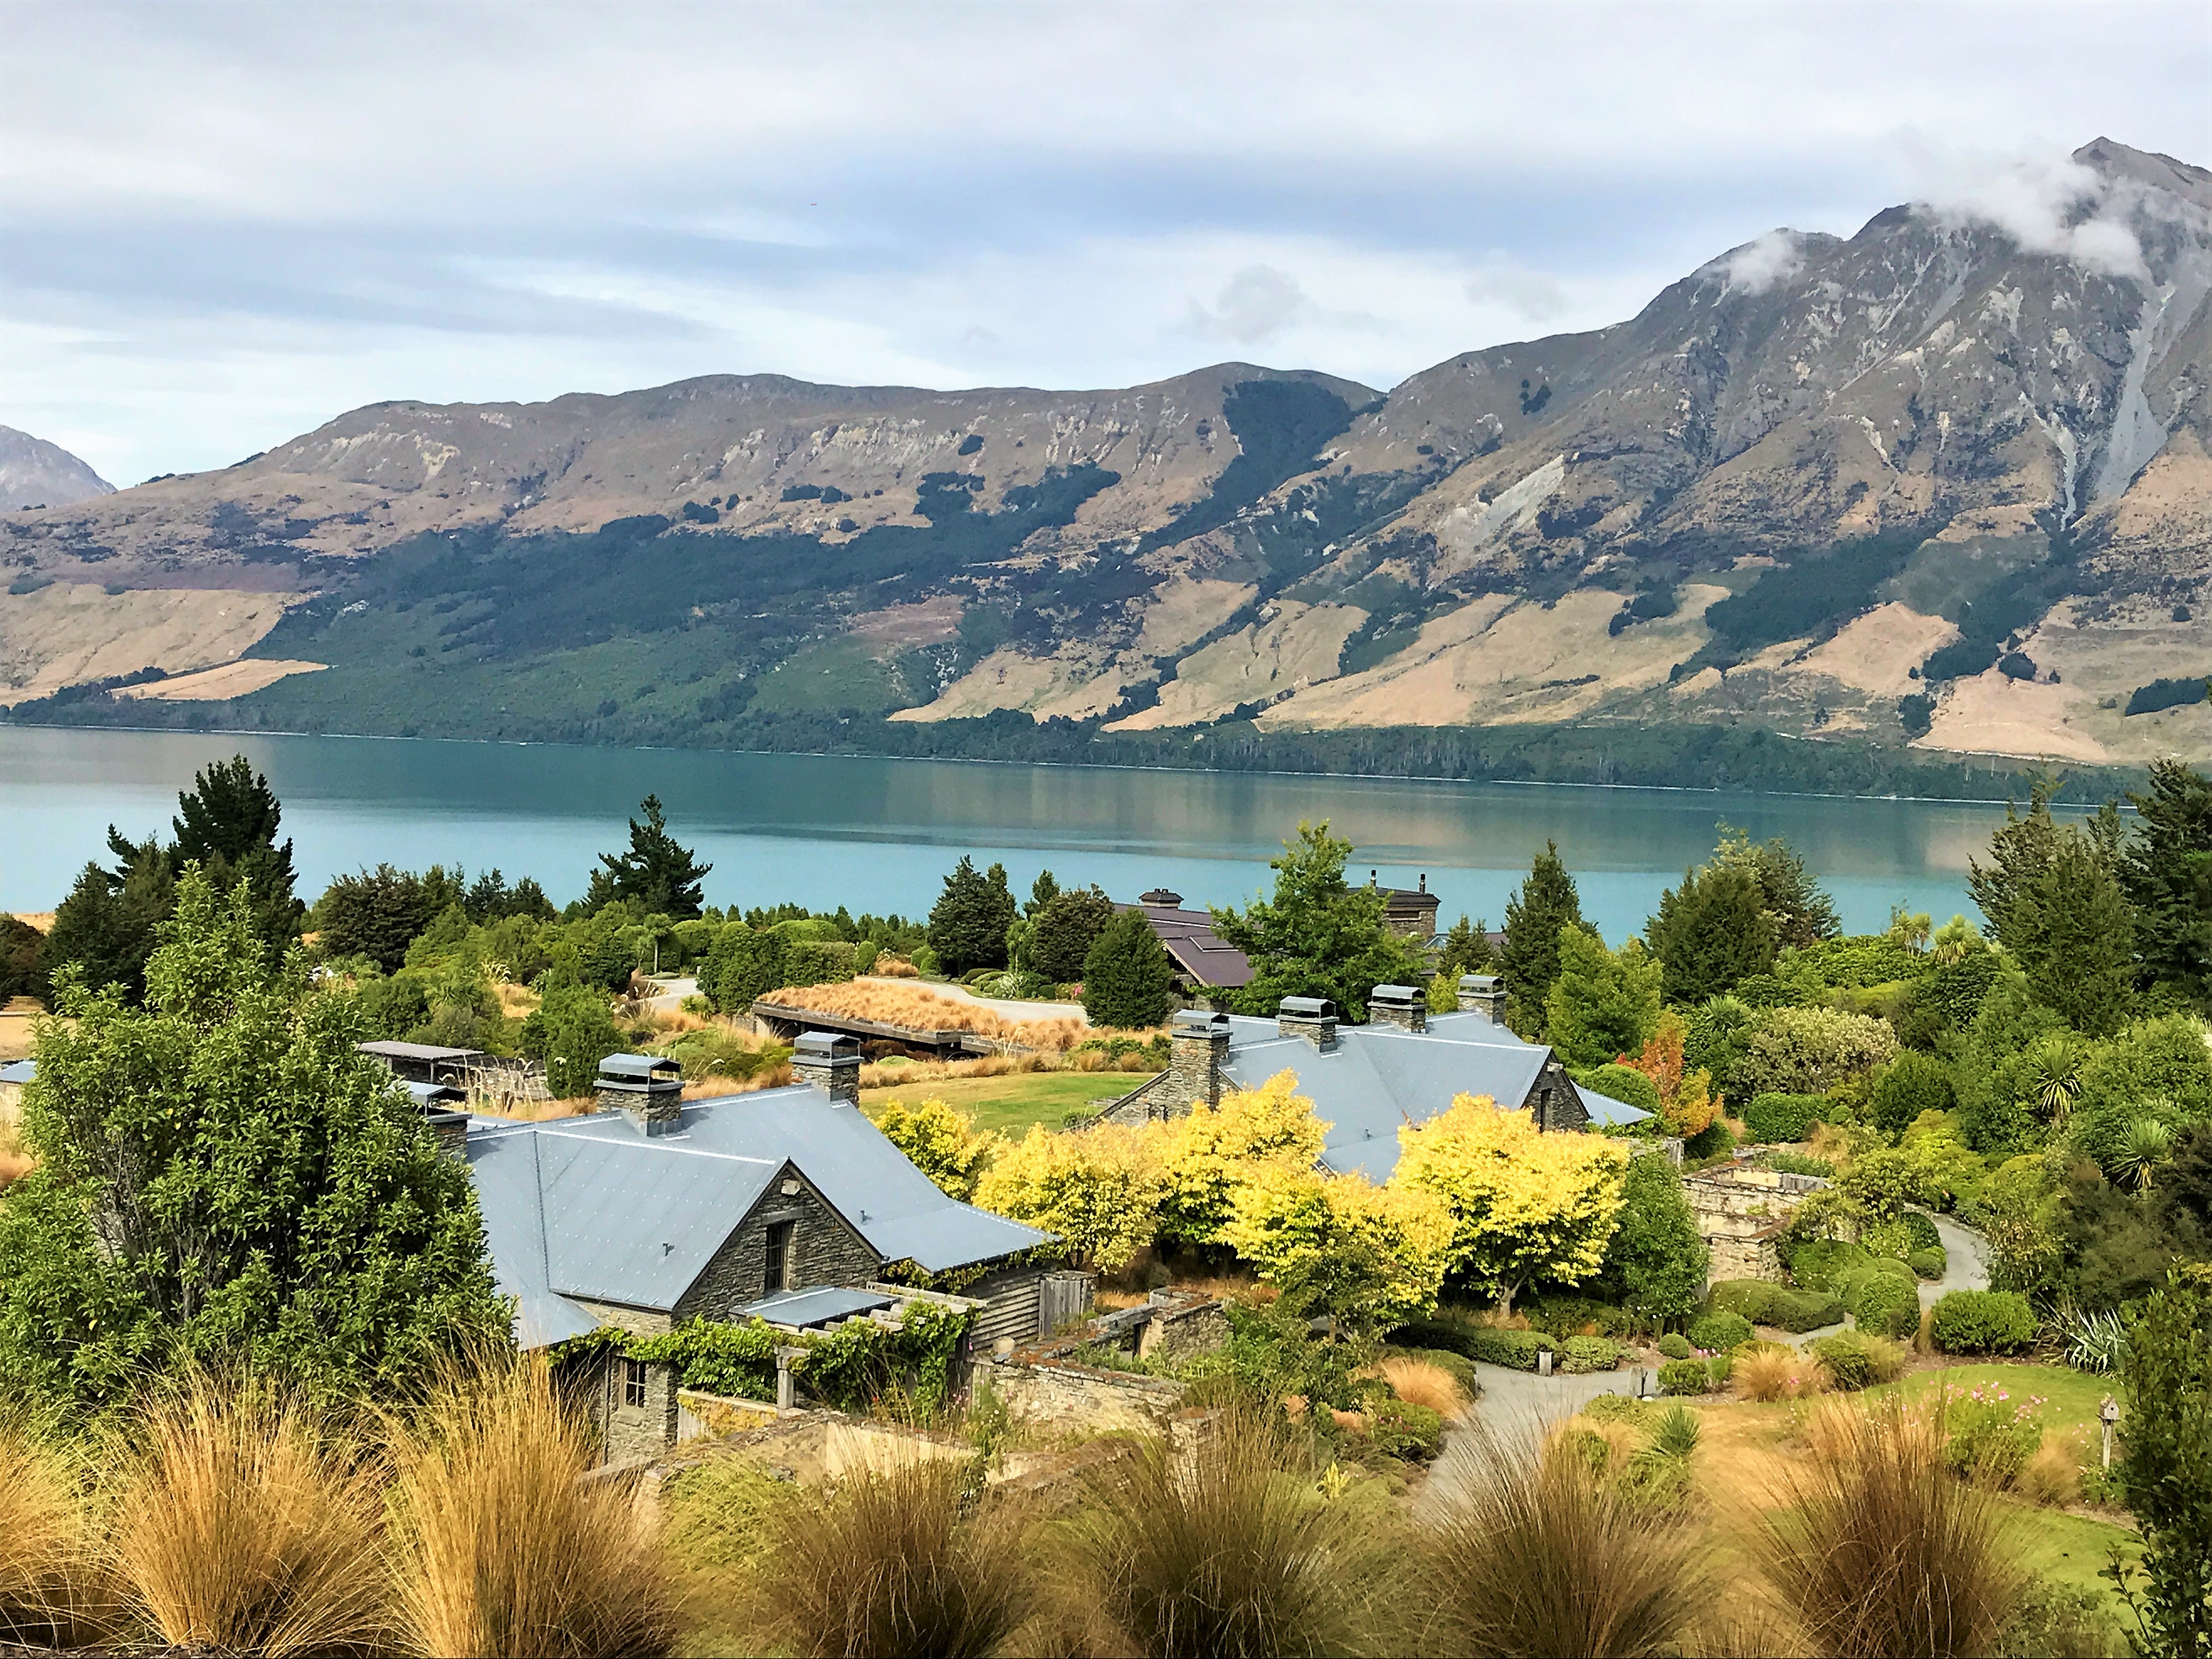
xmin=0 ymin=1059 xmax=33 ymax=1086
xmin=741 ymin=1286 xmax=895 ymax=1328
xmin=1574 ymin=1084 xmax=1651 ymax=1128
xmin=1217 ymin=1009 xmax=1646 ymax=1181
xmin=466 ymin=1086 xmax=1049 ymax=1346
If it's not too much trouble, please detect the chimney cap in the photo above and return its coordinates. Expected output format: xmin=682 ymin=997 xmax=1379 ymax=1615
xmin=1171 ymin=1008 xmax=1230 ymax=1032
xmin=793 ymin=1031 xmax=862 ymax=1059
xmin=1459 ymin=973 xmax=1502 ymax=993
xmin=598 ymin=1052 xmax=680 ymax=1080
xmin=1138 ymin=887 xmax=1184 ymax=907
xmin=1278 ymin=995 xmax=1336 ymax=1019
xmin=1370 ymin=984 xmax=1421 ymax=1005
xmin=403 ymin=1079 xmax=468 ymax=1107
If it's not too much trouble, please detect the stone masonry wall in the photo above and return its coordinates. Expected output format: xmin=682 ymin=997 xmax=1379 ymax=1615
xmin=568 ymin=1350 xmax=681 ymax=1467
xmin=677 ymin=1161 xmax=879 ymax=1321
xmin=979 ymin=1357 xmax=1184 ymax=1434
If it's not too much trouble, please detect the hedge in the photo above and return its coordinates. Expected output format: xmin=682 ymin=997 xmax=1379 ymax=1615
xmin=1812 ymin=1329 xmax=1899 ymax=1391
xmin=1367 ymin=1396 xmax=1446 ymax=1460
xmin=1686 ymin=1311 xmax=1754 ymax=1352
xmin=1908 ymin=1246 xmax=1948 ymax=1280
xmin=1836 ymin=1262 xmax=1923 ymax=1339
xmin=1659 ymin=1357 xmax=1715 ymax=1395
xmin=1558 ymin=1335 xmax=1626 ymax=1374
xmin=1389 ymin=1319 xmax=1559 ymax=1372
xmin=1929 ymin=1290 xmax=2039 ymax=1355
xmin=1745 ymin=1092 xmax=1830 ymax=1144
xmin=1709 ymin=1279 xmax=1847 ymax=1333
xmin=1657 ymin=1332 xmax=1694 ymax=1360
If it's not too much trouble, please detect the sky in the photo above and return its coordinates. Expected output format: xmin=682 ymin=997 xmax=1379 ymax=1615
xmin=3 ymin=1 xmax=2207 ymax=487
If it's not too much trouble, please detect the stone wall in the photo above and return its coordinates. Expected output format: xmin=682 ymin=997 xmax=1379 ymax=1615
xmin=1683 ymin=1165 xmax=1824 ymax=1286
xmin=675 ymin=1161 xmax=880 ymax=1321
xmin=1136 ymin=1294 xmax=1231 ymax=1364
xmin=978 ymin=1355 xmax=1185 ymax=1435
xmin=1710 ymin=1232 xmax=1783 ymax=1283
xmin=568 ymin=1350 xmax=681 ymax=1467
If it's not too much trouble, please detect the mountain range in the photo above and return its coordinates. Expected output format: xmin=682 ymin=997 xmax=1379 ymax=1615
xmin=3 ymin=137 xmax=2207 ymax=785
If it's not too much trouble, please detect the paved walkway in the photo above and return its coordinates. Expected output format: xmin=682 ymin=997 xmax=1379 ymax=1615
xmin=1417 ymin=1361 xmax=1651 ymax=1519
xmin=1923 ymin=1212 xmax=1990 ymax=1303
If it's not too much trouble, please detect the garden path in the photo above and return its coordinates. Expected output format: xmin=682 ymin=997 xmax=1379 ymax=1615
xmin=1922 ymin=1212 xmax=1990 ymax=1302
xmin=1416 ymin=1363 xmax=1644 ymax=1520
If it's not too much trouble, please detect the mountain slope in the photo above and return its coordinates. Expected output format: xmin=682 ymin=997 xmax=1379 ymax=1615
xmin=3 ymin=138 xmax=2206 ymax=771
xmin=0 ymin=426 xmax=112 ymax=510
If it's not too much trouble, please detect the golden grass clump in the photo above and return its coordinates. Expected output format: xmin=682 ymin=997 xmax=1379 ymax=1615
xmin=727 ymin=1454 xmax=1029 ymax=1658
xmin=1753 ymin=1393 xmax=2024 ymax=1658
xmin=0 ymin=1412 xmax=97 ymax=1645
xmin=1062 ymin=1407 xmax=1389 ymax=1657
xmin=107 ymin=1378 xmax=388 ymax=1658
xmin=2015 ymin=1438 xmax=2083 ymax=1507
xmin=0 ymin=1118 xmax=36 ymax=1186
xmin=1418 ymin=1423 xmax=1707 ymax=1657
xmin=1734 ymin=1342 xmax=1831 ymax=1402
xmin=760 ymin=981 xmax=1094 ymax=1051
xmin=1378 ymin=1356 xmax=1467 ymax=1418
xmin=386 ymin=1357 xmax=675 ymax=1659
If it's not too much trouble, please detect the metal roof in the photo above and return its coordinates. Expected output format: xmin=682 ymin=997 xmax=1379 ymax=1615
xmin=403 ymin=1080 xmax=467 ymax=1107
xmin=359 ymin=1041 xmax=486 ymax=1063
xmin=1122 ymin=902 xmax=1254 ymax=988
xmin=0 ymin=1059 xmax=33 ymax=1085
xmin=465 ymin=1086 xmax=1051 ymax=1344
xmin=1574 ymin=1084 xmax=1654 ymax=1128
xmin=740 ymin=1286 xmax=894 ymax=1328
xmin=1217 ymin=1008 xmax=1646 ymax=1181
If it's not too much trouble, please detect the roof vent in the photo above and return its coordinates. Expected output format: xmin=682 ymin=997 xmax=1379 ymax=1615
xmin=1277 ymin=995 xmax=1338 ymax=1049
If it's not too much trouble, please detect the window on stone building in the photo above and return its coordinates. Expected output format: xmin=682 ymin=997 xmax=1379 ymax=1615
xmin=765 ymin=1219 xmax=796 ymax=1294
xmin=623 ymin=1356 xmax=648 ymax=1409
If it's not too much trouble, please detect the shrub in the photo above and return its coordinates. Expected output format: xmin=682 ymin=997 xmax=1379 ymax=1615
xmin=1762 ymin=1150 xmax=1835 ymax=1177
xmin=1870 ymin=1049 xmax=1957 ymax=1137
xmin=1908 ymin=1247 xmax=1947 ymax=1280
xmin=1736 ymin=1006 xmax=1899 ymax=1099
xmin=110 ymin=1378 xmax=387 ymax=1658
xmin=1929 ymin=1291 xmax=2039 ymax=1355
xmin=1754 ymin=1396 xmax=2023 ymax=1657
xmin=1418 ymin=1423 xmax=1707 ymax=1657
xmin=1657 ymin=1333 xmax=1693 ymax=1360
xmin=1367 ymin=1396 xmax=1446 ymax=1461
xmin=1521 ymin=1294 xmax=1640 ymax=1340
xmin=1659 ymin=1358 xmax=1713 ymax=1395
xmin=1686 ymin=1311 xmax=1754 ymax=1352
xmin=1943 ymin=1391 xmax=2045 ymax=1490
xmin=1836 ymin=1263 xmax=1923 ymax=1339
xmin=733 ymin=1454 xmax=1027 ymax=1658
xmin=1558 ymin=1335 xmax=1625 ymax=1374
xmin=1065 ymin=1407 xmax=1380 ymax=1657
xmin=1790 ymin=1238 xmax=1874 ymax=1293
xmin=1398 ymin=1323 xmax=1560 ymax=1372
xmin=1710 ymin=1279 xmax=1847 ymax=1333
xmin=1810 ymin=1330 xmax=1908 ymax=1391
xmin=386 ymin=1358 xmax=675 ymax=1659
xmin=1577 ymin=1062 xmax=1662 ymax=1116
xmin=1745 ymin=1091 xmax=1830 ymax=1144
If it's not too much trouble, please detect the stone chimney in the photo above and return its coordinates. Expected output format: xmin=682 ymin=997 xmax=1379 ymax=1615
xmin=791 ymin=1031 xmax=862 ymax=1105
xmin=1277 ymin=995 xmax=1338 ymax=1049
xmin=402 ymin=1079 xmax=473 ymax=1158
xmin=1368 ymin=983 xmax=1427 ymax=1032
xmin=1459 ymin=973 xmax=1505 ymax=1024
xmin=1162 ymin=1008 xmax=1230 ymax=1110
xmin=596 ymin=1053 xmax=685 ymax=1136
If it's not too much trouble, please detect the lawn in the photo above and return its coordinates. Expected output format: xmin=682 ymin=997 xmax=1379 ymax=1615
xmin=1874 ymin=1360 xmax=2117 ymax=1452
xmin=859 ymin=1068 xmax=1154 ymax=1138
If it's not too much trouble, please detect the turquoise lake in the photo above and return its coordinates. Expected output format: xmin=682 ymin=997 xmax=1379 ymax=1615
xmin=0 ymin=726 xmax=2075 ymax=936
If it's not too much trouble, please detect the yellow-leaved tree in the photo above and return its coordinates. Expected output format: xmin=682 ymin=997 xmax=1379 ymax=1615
xmin=1156 ymin=1070 xmax=1329 ymax=1245
xmin=972 ymin=1121 xmax=1166 ymax=1271
xmin=873 ymin=1097 xmax=1003 ymax=1202
xmin=1217 ymin=1163 xmax=1453 ymax=1332
xmin=1393 ymin=1093 xmax=1629 ymax=1314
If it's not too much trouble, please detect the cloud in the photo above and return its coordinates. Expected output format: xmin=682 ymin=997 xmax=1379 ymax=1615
xmin=1907 ymin=146 xmax=2152 ymax=280
xmin=1717 ymin=229 xmax=1805 ymax=295
xmin=1462 ymin=257 xmax=1571 ymax=322
xmin=1183 ymin=264 xmax=1311 ymax=345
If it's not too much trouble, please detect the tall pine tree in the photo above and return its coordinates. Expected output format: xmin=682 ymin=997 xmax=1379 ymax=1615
xmin=927 ymin=856 xmax=1016 ymax=974
xmin=2123 ymin=759 xmax=2212 ymax=1008
xmin=1081 ymin=910 xmax=1178 ymax=1029
xmin=589 ymin=794 xmax=711 ymax=918
xmin=1500 ymin=842 xmax=1583 ymax=1037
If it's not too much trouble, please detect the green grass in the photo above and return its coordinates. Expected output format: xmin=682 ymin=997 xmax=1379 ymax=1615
xmin=2000 ymin=1497 xmax=2139 ymax=1602
xmin=1872 ymin=1361 xmax=2113 ymax=1448
xmin=860 ymin=1069 xmax=1154 ymax=1137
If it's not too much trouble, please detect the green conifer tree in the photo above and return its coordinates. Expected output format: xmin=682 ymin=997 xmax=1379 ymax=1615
xmin=1544 ymin=923 xmax=1663 ymax=1068
xmin=1500 ymin=841 xmax=1583 ymax=1037
xmin=2123 ymin=759 xmax=2212 ymax=1008
xmin=926 ymin=855 xmax=1017 ymax=974
xmin=1646 ymin=856 xmax=1776 ymax=1005
xmin=590 ymin=795 xmax=711 ymax=918
xmin=1081 ymin=910 xmax=1178 ymax=1029
xmin=1209 ymin=822 xmax=1427 ymax=1020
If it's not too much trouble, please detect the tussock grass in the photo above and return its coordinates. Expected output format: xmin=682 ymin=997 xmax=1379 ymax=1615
xmin=385 ymin=1357 xmax=675 ymax=1659
xmin=1059 ymin=1408 xmax=1391 ymax=1657
xmin=1418 ymin=1423 xmax=1707 ymax=1657
xmin=1752 ymin=1394 xmax=2023 ymax=1658
xmin=1377 ymin=1356 xmax=1466 ymax=1417
xmin=0 ymin=1118 xmax=35 ymax=1185
xmin=1735 ymin=1344 xmax=1831 ymax=1402
xmin=107 ymin=1376 xmax=388 ymax=1658
xmin=764 ymin=982 xmax=1092 ymax=1050
xmin=0 ymin=1410 xmax=99 ymax=1645
xmin=729 ymin=1454 xmax=1028 ymax=1659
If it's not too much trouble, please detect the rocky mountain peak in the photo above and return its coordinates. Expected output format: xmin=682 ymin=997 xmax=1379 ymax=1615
xmin=0 ymin=426 xmax=112 ymax=511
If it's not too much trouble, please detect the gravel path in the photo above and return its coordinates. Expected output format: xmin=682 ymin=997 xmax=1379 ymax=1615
xmin=1415 ymin=1361 xmax=1653 ymax=1520
xmin=1923 ymin=1212 xmax=1990 ymax=1302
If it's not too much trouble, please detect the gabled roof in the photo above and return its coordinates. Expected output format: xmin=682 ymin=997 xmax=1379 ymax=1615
xmin=1216 ymin=1009 xmax=1649 ymax=1181
xmin=1122 ymin=902 xmax=1253 ymax=988
xmin=467 ymin=1086 xmax=1050 ymax=1346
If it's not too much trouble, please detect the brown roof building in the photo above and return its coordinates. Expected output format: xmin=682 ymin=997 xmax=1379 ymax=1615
xmin=1126 ymin=874 xmax=1443 ymax=992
